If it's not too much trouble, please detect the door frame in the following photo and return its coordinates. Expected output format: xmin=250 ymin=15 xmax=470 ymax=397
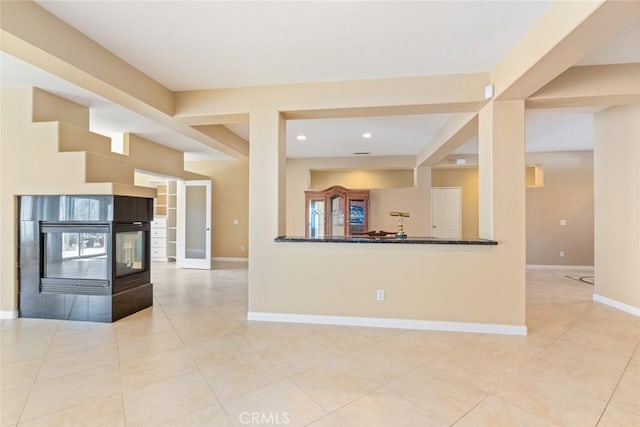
xmin=431 ymin=187 xmax=462 ymax=239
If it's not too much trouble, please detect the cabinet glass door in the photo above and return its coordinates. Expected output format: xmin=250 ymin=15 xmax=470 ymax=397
xmin=349 ymin=200 xmax=366 ymax=235
xmin=329 ymin=196 xmax=345 ymax=236
xmin=308 ymin=199 xmax=325 ymax=238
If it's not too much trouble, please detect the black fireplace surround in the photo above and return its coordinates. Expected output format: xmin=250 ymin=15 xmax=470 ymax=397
xmin=19 ymin=195 xmax=154 ymax=322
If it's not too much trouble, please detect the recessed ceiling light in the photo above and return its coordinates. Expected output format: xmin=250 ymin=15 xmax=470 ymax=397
xmin=296 ymin=135 xmax=306 ymax=141
xmin=362 ymin=132 xmax=372 ymax=139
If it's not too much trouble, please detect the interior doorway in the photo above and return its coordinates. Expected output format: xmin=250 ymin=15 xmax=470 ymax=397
xmin=135 ymin=171 xmax=213 ymax=270
xmin=431 ymin=187 xmax=462 ymax=239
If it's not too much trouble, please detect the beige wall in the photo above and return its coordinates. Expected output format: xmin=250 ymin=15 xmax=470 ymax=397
xmin=286 ymin=156 xmax=431 ymax=237
xmin=432 ymin=167 xmax=479 ymax=239
xmin=0 ymin=87 xmax=203 ymax=314
xmin=253 ymin=243 xmax=523 ymax=325
xmin=310 ymin=169 xmax=414 ymax=190
xmin=594 ymin=105 xmax=640 ymax=309
xmin=185 ymin=160 xmax=249 ymax=259
xmin=1 ymin=87 xmax=118 ymax=314
xmin=526 ymin=151 xmax=594 ymax=266
xmin=432 ymin=151 xmax=594 ymax=265
xmin=250 ymin=102 xmax=527 ymax=329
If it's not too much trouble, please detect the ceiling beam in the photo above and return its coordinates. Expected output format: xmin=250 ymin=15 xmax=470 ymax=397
xmin=0 ymin=0 xmax=248 ymax=159
xmin=180 ymin=113 xmax=250 ymax=126
xmin=527 ymin=63 xmax=640 ymax=109
xmin=175 ymin=73 xmax=489 ymax=120
xmin=492 ymin=0 xmax=640 ymax=101
xmin=284 ymin=103 xmax=486 ymax=120
xmin=192 ymin=125 xmax=249 ymax=157
xmin=416 ymin=113 xmax=478 ymax=167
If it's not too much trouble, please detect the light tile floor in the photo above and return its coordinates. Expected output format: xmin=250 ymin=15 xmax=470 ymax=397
xmin=1 ymin=263 xmax=639 ymax=426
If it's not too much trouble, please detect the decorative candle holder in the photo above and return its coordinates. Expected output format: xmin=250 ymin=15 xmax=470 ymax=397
xmin=389 ymin=211 xmax=410 ymax=239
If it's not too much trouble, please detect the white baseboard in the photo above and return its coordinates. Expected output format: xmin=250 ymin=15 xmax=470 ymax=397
xmin=212 ymin=257 xmax=248 ymax=262
xmin=0 ymin=310 xmax=19 ymax=320
xmin=527 ymin=265 xmax=594 ymax=271
xmin=247 ymin=312 xmax=527 ymax=336
xmin=593 ymin=294 xmax=640 ymax=317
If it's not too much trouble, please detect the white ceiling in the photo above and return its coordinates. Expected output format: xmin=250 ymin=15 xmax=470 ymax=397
xmin=36 ymin=0 xmax=554 ymax=90
xmin=287 ymin=113 xmax=456 ymax=158
xmin=3 ymin=3 xmax=638 ymax=160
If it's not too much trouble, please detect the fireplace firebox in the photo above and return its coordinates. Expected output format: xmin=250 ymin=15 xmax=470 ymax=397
xmin=19 ymin=195 xmax=154 ymax=322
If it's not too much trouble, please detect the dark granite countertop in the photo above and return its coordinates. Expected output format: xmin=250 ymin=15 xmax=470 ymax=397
xmin=274 ymin=236 xmax=497 ymax=245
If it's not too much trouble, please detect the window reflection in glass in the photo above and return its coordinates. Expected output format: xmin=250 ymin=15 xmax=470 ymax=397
xmin=59 ymin=196 xmax=105 ymax=221
xmin=62 ymin=232 xmax=107 ymax=259
xmin=45 ymin=232 xmax=108 ymax=280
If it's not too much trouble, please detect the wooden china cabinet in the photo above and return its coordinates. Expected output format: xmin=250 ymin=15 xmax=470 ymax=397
xmin=304 ymin=186 xmax=370 ymax=238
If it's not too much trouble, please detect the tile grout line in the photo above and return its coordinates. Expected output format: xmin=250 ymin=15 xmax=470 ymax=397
xmin=426 ymin=331 xmax=561 ymax=425
xmin=157 ymin=291 xmax=237 ymax=425
xmin=301 ymin=332 xmax=471 ymax=426
xmin=152 ymin=267 xmax=259 ymax=425
xmin=484 ymin=282 xmax=637 ymax=427
xmin=15 ymin=320 xmax=61 ymax=425
xmin=594 ymin=340 xmax=640 ymax=426
xmin=455 ymin=312 xmax=578 ymax=426
xmin=219 ymin=328 xmax=380 ymax=422
xmin=451 ymin=395 xmax=490 ymax=426
xmin=117 ymin=293 xmax=189 ymax=425
xmin=114 ymin=322 xmax=128 ymax=427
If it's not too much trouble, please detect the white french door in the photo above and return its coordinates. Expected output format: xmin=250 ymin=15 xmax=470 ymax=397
xmin=177 ymin=180 xmax=212 ymax=269
xmin=431 ymin=187 xmax=462 ymax=239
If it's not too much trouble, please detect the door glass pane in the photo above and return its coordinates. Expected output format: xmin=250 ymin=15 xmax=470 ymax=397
xmin=308 ymin=200 xmax=325 ymax=238
xmin=185 ymin=185 xmax=207 ymax=259
xmin=330 ymin=196 xmax=345 ymax=236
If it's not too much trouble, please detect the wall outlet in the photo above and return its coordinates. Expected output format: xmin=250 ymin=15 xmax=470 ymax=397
xmin=560 ymin=250 xmax=565 ymax=257
xmin=241 ymin=245 xmax=245 ymax=252
xmin=233 ymin=219 xmax=239 ymax=225
xmin=560 ymin=219 xmax=567 ymax=226
xmin=376 ymin=290 xmax=385 ymax=301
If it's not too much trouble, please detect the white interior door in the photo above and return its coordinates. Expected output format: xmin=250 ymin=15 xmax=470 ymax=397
xmin=431 ymin=187 xmax=462 ymax=239
xmin=177 ymin=180 xmax=212 ymax=269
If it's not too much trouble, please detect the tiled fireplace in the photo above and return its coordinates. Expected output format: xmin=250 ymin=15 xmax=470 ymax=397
xmin=18 ymin=195 xmax=154 ymax=322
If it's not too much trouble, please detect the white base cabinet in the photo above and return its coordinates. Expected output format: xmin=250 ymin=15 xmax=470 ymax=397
xmin=148 ymin=180 xmax=178 ymax=262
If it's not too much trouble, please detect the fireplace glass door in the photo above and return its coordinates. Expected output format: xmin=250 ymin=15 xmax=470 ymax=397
xmin=115 ymin=231 xmax=145 ymax=277
xmin=43 ymin=229 xmax=108 ymax=280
